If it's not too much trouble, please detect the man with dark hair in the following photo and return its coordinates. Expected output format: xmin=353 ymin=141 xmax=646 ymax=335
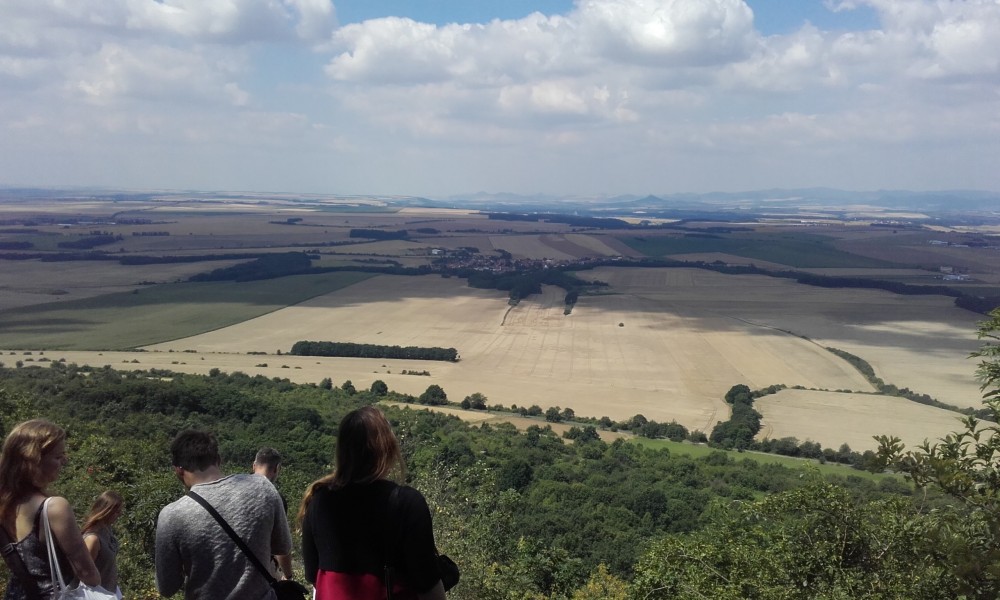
xmin=252 ymin=446 xmax=293 ymax=581
xmin=155 ymin=430 xmax=292 ymax=600
xmin=253 ymin=447 xmax=282 ymax=478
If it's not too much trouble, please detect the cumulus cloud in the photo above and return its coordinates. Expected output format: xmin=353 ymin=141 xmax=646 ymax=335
xmin=1 ymin=0 xmax=998 ymax=194
xmin=323 ymin=0 xmax=999 ymax=141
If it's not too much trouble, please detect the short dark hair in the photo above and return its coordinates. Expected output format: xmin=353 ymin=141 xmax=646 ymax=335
xmin=254 ymin=447 xmax=282 ymax=470
xmin=170 ymin=430 xmax=220 ymax=472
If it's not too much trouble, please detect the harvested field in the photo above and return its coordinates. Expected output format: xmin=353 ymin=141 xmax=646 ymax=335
xmin=140 ymin=270 xmax=900 ymax=434
xmin=3 ymin=265 xmax=984 ymax=448
xmin=489 ymin=235 xmax=577 ymax=260
xmin=322 ymin=240 xmax=437 ymax=256
xmin=0 ymin=258 xmax=246 ymax=311
xmin=534 ymin=234 xmax=624 ymax=258
xmin=586 ymin=267 xmax=983 ymax=409
xmin=755 ymin=388 xmax=970 ymax=450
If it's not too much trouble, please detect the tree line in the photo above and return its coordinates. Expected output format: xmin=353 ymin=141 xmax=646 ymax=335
xmin=289 ymin=341 xmax=459 ymax=362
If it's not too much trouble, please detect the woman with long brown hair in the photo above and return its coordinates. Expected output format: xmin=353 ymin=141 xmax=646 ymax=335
xmin=81 ymin=491 xmax=124 ymax=599
xmin=0 ymin=419 xmax=101 ymax=599
xmin=299 ymin=406 xmax=446 ymax=600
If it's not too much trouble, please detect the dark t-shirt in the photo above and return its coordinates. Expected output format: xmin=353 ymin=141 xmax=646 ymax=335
xmin=302 ymin=480 xmax=441 ymax=596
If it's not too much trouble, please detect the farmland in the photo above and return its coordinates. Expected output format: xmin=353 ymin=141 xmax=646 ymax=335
xmin=1 ymin=190 xmax=999 ymax=451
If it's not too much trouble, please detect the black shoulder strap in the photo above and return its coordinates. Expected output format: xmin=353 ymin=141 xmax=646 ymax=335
xmin=0 ymin=525 xmax=45 ymax=600
xmin=186 ymin=490 xmax=278 ymax=586
xmin=384 ymin=485 xmax=403 ymax=600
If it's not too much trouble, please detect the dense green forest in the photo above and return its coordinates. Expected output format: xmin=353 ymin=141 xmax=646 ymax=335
xmin=2 ymin=311 xmax=1000 ymax=598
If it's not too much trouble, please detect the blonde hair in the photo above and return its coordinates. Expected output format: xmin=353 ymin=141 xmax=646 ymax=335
xmin=298 ymin=406 xmax=404 ymax=525
xmin=0 ymin=419 xmax=67 ymax=527
xmin=81 ymin=490 xmax=124 ymax=534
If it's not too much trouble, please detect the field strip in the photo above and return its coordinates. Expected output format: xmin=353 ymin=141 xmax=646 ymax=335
xmin=0 ymin=271 xmax=377 ymax=350
xmin=756 ymin=388 xmax=976 ymax=450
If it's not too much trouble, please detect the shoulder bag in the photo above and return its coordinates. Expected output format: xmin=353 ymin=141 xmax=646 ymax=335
xmin=186 ymin=491 xmax=309 ymax=600
xmin=384 ymin=486 xmax=460 ymax=599
xmin=40 ymin=498 xmax=118 ymax=600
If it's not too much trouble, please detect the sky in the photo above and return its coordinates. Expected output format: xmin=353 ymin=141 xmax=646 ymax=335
xmin=1 ymin=0 xmax=998 ymax=198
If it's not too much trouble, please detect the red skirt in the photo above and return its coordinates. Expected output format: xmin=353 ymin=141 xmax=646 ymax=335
xmin=314 ymin=569 xmax=416 ymax=600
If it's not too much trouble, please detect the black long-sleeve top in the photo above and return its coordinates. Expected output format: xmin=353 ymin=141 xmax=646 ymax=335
xmin=301 ymin=479 xmax=441 ymax=595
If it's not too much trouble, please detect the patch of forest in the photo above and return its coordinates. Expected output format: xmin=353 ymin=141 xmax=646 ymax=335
xmin=290 ymin=341 xmax=459 ymax=362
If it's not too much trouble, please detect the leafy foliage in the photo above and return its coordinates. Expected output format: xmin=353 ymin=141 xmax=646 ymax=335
xmin=631 ymin=479 xmax=956 ymax=599
xmin=873 ymin=308 xmax=1000 ymax=597
xmin=0 ymin=359 xmax=951 ymax=600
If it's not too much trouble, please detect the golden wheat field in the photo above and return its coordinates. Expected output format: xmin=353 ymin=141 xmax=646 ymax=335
xmin=754 ymin=389 xmax=971 ymax=450
xmin=2 ymin=196 xmax=992 ymax=451
xmin=91 ymin=267 xmax=981 ymax=448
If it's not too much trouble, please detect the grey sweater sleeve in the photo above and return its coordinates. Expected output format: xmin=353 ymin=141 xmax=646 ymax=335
xmin=268 ymin=483 xmax=292 ymax=557
xmin=154 ymin=505 xmax=185 ymax=597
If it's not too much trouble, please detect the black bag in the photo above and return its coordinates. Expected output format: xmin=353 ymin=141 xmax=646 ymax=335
xmin=273 ymin=579 xmax=310 ymax=600
xmin=437 ymin=553 xmax=460 ymax=591
xmin=187 ymin=491 xmax=308 ymax=600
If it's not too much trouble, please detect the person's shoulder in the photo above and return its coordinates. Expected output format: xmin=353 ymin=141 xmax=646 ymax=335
xmin=44 ymin=495 xmax=70 ymax=509
xmin=394 ymin=484 xmax=429 ymax=507
xmin=211 ymin=473 xmax=264 ymax=492
xmin=43 ymin=495 xmax=74 ymax=518
xmin=308 ymin=481 xmax=335 ymax=503
xmin=158 ymin=494 xmax=196 ymax=521
xmin=230 ymin=473 xmax=283 ymax=500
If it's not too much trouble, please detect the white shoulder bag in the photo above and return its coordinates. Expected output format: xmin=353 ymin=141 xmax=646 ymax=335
xmin=40 ymin=498 xmax=118 ymax=600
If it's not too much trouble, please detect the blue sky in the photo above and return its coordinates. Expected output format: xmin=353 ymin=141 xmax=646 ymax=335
xmin=1 ymin=0 xmax=997 ymax=198
xmin=335 ymin=1 xmax=879 ymax=34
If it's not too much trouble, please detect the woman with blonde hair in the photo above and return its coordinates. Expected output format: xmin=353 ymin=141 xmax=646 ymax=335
xmin=299 ymin=406 xmax=446 ymax=600
xmin=0 ymin=419 xmax=101 ymax=599
xmin=81 ymin=491 xmax=124 ymax=599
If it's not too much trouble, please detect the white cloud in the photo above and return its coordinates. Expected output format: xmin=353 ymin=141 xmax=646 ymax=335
xmin=71 ymin=42 xmax=249 ymax=107
xmin=575 ymin=0 xmax=756 ymax=66
xmin=0 ymin=0 xmax=998 ymax=195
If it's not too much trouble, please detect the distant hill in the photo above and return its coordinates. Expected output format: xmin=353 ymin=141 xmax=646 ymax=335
xmin=3 ymin=184 xmax=997 ymax=219
xmin=442 ymin=188 xmax=1000 ymax=216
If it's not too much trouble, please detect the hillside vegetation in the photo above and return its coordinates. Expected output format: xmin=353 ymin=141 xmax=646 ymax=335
xmin=3 ymin=309 xmax=1000 ymax=599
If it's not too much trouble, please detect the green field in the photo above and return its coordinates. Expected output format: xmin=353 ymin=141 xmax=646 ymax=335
xmin=630 ymin=437 xmax=899 ymax=481
xmin=0 ymin=271 xmax=375 ymax=350
xmin=622 ymin=232 xmax=901 ymax=268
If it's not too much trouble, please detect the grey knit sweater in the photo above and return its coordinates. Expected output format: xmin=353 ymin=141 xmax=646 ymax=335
xmin=155 ymin=474 xmax=292 ymax=600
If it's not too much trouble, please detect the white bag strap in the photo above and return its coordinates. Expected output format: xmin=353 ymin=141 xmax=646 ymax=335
xmin=40 ymin=497 xmax=70 ymax=593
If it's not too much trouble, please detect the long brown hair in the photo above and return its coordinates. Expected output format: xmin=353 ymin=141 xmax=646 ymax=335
xmin=0 ymin=419 xmax=67 ymax=529
xmin=298 ymin=406 xmax=404 ymax=524
xmin=81 ymin=490 xmax=124 ymax=534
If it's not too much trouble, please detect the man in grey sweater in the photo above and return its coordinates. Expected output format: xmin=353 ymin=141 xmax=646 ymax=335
xmin=155 ymin=430 xmax=292 ymax=600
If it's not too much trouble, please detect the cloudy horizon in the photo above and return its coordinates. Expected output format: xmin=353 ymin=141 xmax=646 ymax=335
xmin=1 ymin=0 xmax=998 ymax=198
